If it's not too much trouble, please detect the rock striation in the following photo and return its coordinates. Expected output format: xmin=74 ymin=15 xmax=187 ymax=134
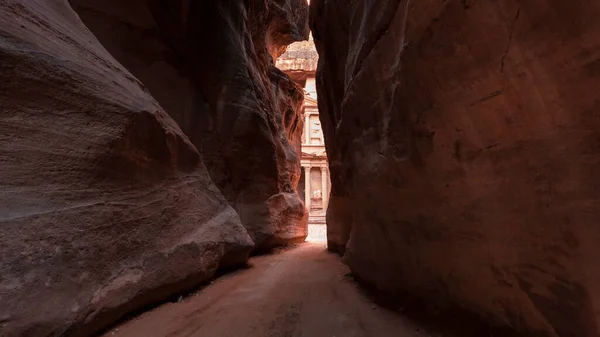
xmin=71 ymin=0 xmax=309 ymax=249
xmin=0 ymin=0 xmax=308 ymax=335
xmin=310 ymin=0 xmax=600 ymax=336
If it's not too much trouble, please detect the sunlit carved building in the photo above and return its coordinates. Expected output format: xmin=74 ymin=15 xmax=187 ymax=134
xmin=276 ymin=35 xmax=329 ymax=230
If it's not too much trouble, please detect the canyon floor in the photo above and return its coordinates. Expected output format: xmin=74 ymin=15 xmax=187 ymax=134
xmin=101 ymin=243 xmax=442 ymax=337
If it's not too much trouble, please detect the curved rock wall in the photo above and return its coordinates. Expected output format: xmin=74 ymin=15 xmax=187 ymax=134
xmin=70 ymin=0 xmax=309 ymax=249
xmin=0 ymin=1 xmax=253 ymax=335
xmin=0 ymin=0 xmax=308 ymax=335
xmin=310 ymin=0 xmax=600 ymax=336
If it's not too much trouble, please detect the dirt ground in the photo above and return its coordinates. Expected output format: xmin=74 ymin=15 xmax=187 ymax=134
xmin=102 ymin=243 xmax=442 ymax=337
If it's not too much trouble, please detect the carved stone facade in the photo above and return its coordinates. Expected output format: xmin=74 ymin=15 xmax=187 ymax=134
xmin=300 ymin=78 xmax=329 ymax=225
xmin=277 ymin=34 xmax=328 ymax=230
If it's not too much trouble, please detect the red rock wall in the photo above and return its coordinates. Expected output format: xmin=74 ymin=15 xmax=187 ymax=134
xmin=311 ymin=0 xmax=600 ymax=336
xmin=71 ymin=0 xmax=309 ymax=249
xmin=0 ymin=0 xmax=255 ymax=335
xmin=0 ymin=0 xmax=307 ymax=335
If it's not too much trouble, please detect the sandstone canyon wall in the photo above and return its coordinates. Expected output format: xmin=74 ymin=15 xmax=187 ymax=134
xmin=70 ymin=0 xmax=309 ymax=249
xmin=311 ymin=0 xmax=600 ymax=336
xmin=0 ymin=0 xmax=307 ymax=335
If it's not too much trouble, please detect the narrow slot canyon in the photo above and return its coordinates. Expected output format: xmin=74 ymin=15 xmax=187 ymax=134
xmin=1 ymin=0 xmax=600 ymax=337
xmin=277 ymin=41 xmax=330 ymax=243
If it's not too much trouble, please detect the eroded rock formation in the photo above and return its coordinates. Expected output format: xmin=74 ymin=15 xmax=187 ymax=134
xmin=311 ymin=0 xmax=600 ymax=336
xmin=0 ymin=0 xmax=308 ymax=335
xmin=70 ymin=0 xmax=309 ymax=249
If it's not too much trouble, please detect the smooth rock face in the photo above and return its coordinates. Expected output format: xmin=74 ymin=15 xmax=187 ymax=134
xmin=71 ymin=0 xmax=309 ymax=249
xmin=0 ymin=1 xmax=254 ymax=336
xmin=311 ymin=0 xmax=600 ymax=336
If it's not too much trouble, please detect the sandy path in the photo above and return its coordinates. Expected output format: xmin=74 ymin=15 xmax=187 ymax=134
xmin=103 ymin=243 xmax=437 ymax=337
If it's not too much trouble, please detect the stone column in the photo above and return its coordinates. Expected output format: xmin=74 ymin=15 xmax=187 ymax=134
xmin=303 ymin=165 xmax=311 ymax=211
xmin=304 ymin=113 xmax=311 ymax=145
xmin=321 ymin=166 xmax=329 ymax=209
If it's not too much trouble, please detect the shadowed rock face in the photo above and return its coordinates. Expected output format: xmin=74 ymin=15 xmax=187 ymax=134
xmin=70 ymin=0 xmax=309 ymax=249
xmin=0 ymin=0 xmax=307 ymax=335
xmin=310 ymin=0 xmax=600 ymax=336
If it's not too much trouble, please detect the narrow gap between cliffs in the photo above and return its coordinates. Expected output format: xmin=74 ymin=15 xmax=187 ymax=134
xmin=276 ymin=33 xmax=329 ymax=244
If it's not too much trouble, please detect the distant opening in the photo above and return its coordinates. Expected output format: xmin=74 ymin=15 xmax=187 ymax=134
xmin=276 ymin=33 xmax=327 ymax=243
xmin=299 ymin=77 xmax=329 ymax=243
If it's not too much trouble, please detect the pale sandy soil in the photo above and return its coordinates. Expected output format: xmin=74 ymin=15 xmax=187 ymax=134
xmin=102 ymin=243 xmax=439 ymax=337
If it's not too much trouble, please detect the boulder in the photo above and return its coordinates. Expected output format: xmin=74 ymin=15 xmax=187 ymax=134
xmin=310 ymin=0 xmax=600 ymax=335
xmin=0 ymin=1 xmax=253 ymax=335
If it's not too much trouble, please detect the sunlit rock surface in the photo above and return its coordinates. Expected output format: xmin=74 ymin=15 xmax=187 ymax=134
xmin=310 ymin=0 xmax=600 ymax=336
xmin=277 ymin=39 xmax=319 ymax=73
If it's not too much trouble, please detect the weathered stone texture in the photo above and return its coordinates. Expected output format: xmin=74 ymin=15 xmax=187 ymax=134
xmin=0 ymin=0 xmax=309 ymax=335
xmin=277 ymin=40 xmax=319 ymax=72
xmin=70 ymin=0 xmax=309 ymax=249
xmin=0 ymin=1 xmax=254 ymax=335
xmin=311 ymin=0 xmax=600 ymax=336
